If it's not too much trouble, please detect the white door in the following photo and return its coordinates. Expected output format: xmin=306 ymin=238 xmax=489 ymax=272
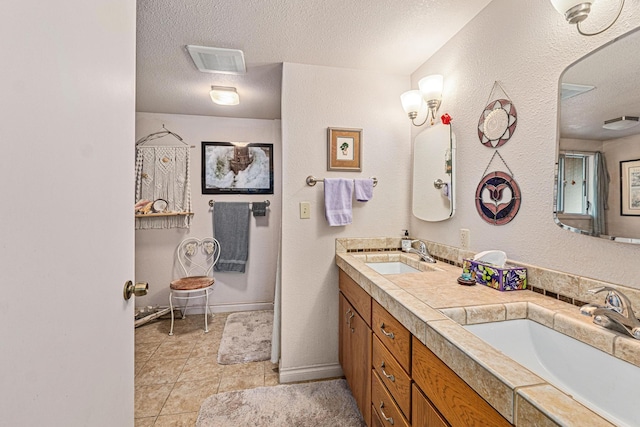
xmin=0 ymin=1 xmax=136 ymax=425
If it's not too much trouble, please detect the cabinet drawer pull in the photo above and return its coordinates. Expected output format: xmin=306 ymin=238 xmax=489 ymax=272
xmin=380 ymin=323 xmax=395 ymax=339
xmin=379 ymin=401 xmax=394 ymax=425
xmin=380 ymin=361 xmax=395 ymax=382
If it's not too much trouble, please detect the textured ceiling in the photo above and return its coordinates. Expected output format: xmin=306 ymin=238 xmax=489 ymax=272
xmin=136 ymin=0 xmax=493 ymax=119
xmin=560 ymin=28 xmax=640 ymax=141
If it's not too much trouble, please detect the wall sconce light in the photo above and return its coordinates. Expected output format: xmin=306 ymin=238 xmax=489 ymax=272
xmin=400 ymin=74 xmax=443 ymax=126
xmin=210 ymin=86 xmax=239 ymax=105
xmin=550 ymin=0 xmax=625 ymax=36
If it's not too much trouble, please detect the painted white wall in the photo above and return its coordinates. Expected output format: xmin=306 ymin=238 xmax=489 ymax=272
xmin=408 ymin=0 xmax=640 ymax=289
xmin=1 ymin=0 xmax=136 ymax=425
xmin=604 ymin=133 xmax=640 ymax=238
xmin=280 ymin=63 xmax=411 ymax=381
xmin=134 ymin=113 xmax=281 ymax=312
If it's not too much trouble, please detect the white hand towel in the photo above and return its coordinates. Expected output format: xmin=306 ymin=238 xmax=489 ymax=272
xmin=354 ymin=178 xmax=374 ymax=202
xmin=324 ymin=178 xmax=354 ymax=226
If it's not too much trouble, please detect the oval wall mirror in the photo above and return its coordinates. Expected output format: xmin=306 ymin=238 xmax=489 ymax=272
xmin=412 ymin=123 xmax=456 ymax=221
xmin=555 ymin=27 xmax=640 ymax=244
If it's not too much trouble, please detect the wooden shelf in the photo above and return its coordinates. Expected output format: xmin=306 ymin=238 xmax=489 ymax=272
xmin=135 ymin=212 xmax=194 ymax=218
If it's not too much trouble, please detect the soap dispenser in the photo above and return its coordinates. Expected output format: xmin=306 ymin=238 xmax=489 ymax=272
xmin=401 ymin=230 xmax=412 ymax=252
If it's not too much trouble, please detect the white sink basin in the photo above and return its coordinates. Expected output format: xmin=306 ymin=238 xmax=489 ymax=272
xmin=365 ymin=262 xmax=421 ymax=274
xmin=465 ymin=319 xmax=639 ymax=426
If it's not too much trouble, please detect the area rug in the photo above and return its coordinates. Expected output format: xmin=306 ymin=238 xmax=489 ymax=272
xmin=196 ymin=379 xmax=365 ymax=427
xmin=217 ymin=310 xmax=273 ymax=364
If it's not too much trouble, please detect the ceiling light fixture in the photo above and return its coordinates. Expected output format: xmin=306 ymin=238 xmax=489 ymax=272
xmin=549 ymin=0 xmax=625 ymax=36
xmin=210 ymin=86 xmax=239 ymax=106
xmin=602 ymin=116 xmax=639 ymax=130
xmin=400 ymin=74 xmax=444 ymax=126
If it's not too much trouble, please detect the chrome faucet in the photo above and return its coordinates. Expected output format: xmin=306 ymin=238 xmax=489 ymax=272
xmin=403 ymin=239 xmax=436 ymax=263
xmin=580 ymin=286 xmax=640 ymax=339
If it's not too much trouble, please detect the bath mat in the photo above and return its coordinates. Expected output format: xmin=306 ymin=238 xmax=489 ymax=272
xmin=196 ymin=379 xmax=365 ymax=427
xmin=217 ymin=310 xmax=273 ymax=364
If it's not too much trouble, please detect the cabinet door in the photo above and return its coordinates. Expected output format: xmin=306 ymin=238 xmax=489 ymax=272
xmin=339 ymin=292 xmax=371 ymax=426
xmin=412 ymin=384 xmax=449 ymax=427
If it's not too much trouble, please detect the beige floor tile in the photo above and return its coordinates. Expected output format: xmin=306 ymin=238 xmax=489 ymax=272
xmin=154 ymin=340 xmax=197 ymax=360
xmin=262 ymin=360 xmax=279 ymax=374
xmin=136 ymin=342 xmax=160 ymax=363
xmin=217 ymin=374 xmax=264 ymax=393
xmin=221 ymin=361 xmax=264 ymax=377
xmin=178 ymin=357 xmax=224 ymax=382
xmin=190 ymin=339 xmax=220 ymax=358
xmin=134 ymin=417 xmax=156 ymax=427
xmin=160 ymin=380 xmax=220 ymax=415
xmin=136 ymin=357 xmax=188 ymax=386
xmin=135 ymin=383 xmax=174 ymax=418
xmin=264 ymin=372 xmax=279 ymax=386
xmin=154 ymin=412 xmax=198 ymax=427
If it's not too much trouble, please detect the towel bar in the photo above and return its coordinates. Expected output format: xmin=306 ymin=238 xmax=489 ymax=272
xmin=306 ymin=175 xmax=378 ymax=187
xmin=208 ymin=200 xmax=270 ymax=210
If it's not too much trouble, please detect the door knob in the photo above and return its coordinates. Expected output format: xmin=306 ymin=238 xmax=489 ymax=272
xmin=123 ymin=281 xmax=148 ymax=300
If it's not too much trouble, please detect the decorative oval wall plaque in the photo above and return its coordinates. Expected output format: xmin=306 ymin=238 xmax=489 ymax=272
xmin=478 ymin=99 xmax=517 ymax=148
xmin=475 ymin=171 xmax=521 ymax=225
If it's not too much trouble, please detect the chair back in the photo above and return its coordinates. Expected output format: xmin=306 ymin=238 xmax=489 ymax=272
xmin=175 ymin=237 xmax=220 ymax=278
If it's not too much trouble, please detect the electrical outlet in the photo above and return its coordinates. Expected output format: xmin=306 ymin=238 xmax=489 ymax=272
xmin=460 ymin=228 xmax=470 ymax=249
xmin=300 ymin=202 xmax=311 ymax=219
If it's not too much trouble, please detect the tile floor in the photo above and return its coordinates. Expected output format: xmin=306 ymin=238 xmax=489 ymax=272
xmin=135 ymin=312 xmax=279 ymax=426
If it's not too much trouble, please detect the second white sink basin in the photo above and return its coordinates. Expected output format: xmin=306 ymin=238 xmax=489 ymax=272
xmin=365 ymin=261 xmax=421 ymax=274
xmin=465 ymin=319 xmax=639 ymax=426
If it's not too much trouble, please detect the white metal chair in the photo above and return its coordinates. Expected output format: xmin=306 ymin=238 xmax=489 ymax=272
xmin=169 ymin=237 xmax=220 ymax=336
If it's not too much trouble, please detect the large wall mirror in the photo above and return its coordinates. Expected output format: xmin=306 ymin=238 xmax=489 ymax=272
xmin=555 ymin=28 xmax=640 ymax=244
xmin=412 ymin=123 xmax=456 ymax=221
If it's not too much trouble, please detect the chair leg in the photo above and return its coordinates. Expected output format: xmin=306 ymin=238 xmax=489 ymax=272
xmin=181 ymin=292 xmax=190 ymax=319
xmin=204 ymin=289 xmax=210 ymax=333
xmin=169 ymin=291 xmax=175 ymax=336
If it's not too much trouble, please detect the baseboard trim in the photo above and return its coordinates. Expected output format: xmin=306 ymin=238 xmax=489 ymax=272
xmin=210 ymin=302 xmax=274 ymax=313
xmin=278 ymin=363 xmax=344 ymax=384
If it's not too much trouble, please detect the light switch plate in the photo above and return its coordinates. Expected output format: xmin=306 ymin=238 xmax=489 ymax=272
xmin=300 ymin=202 xmax=311 ymax=219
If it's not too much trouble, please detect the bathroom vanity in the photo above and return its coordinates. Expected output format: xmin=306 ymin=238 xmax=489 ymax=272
xmin=336 ymin=238 xmax=640 ymax=426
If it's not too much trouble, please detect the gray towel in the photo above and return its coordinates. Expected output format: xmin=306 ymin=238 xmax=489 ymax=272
xmin=213 ymin=202 xmax=250 ymax=273
xmin=252 ymin=201 xmax=268 ymax=217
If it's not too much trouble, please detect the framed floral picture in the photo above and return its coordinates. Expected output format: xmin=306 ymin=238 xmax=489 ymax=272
xmin=327 ymin=127 xmax=362 ymax=171
xmin=620 ymin=158 xmax=640 ymax=216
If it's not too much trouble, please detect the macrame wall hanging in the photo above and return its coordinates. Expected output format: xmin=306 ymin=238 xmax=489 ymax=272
xmin=475 ymin=81 xmax=521 ymax=225
xmin=135 ymin=126 xmax=193 ymax=230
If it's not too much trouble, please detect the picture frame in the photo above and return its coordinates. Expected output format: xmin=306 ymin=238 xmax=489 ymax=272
xmin=327 ymin=127 xmax=362 ymax=171
xmin=201 ymin=142 xmax=274 ymax=194
xmin=620 ymin=158 xmax=640 ymax=216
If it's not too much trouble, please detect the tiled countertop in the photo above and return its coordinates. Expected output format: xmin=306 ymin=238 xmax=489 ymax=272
xmin=336 ymin=248 xmax=640 ymax=426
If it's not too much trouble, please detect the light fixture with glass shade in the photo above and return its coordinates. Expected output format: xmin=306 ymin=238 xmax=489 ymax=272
xmin=549 ymin=0 xmax=625 ymax=36
xmin=210 ymin=86 xmax=239 ymax=106
xmin=400 ymin=74 xmax=443 ymax=126
xmin=602 ymin=116 xmax=639 ymax=130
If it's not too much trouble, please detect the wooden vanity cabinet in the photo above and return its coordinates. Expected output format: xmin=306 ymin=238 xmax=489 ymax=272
xmin=339 ymin=270 xmax=372 ymax=427
xmin=412 ymin=337 xmax=512 ymax=427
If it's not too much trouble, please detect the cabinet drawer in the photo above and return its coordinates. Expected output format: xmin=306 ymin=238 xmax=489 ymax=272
xmin=339 ymin=269 xmax=371 ymax=326
xmin=412 ymin=337 xmax=512 ymax=427
xmin=372 ymin=300 xmax=411 ymax=373
xmin=412 ymin=384 xmax=449 ymax=427
xmin=372 ymin=335 xmax=411 ymax=420
xmin=372 ymin=370 xmax=410 ymax=427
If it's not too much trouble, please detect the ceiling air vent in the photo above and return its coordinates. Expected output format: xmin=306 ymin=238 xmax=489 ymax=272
xmin=186 ymin=45 xmax=246 ymax=75
xmin=561 ymin=83 xmax=595 ymax=100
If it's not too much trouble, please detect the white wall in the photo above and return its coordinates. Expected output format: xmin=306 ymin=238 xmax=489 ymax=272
xmin=409 ymin=0 xmax=640 ymax=289
xmin=604 ymin=133 xmax=640 ymax=238
xmin=280 ymin=63 xmax=411 ymax=381
xmin=134 ymin=113 xmax=281 ymax=312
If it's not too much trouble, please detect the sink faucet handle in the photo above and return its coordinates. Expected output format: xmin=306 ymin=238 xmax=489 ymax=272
xmin=588 ymin=286 xmax=634 ymax=318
